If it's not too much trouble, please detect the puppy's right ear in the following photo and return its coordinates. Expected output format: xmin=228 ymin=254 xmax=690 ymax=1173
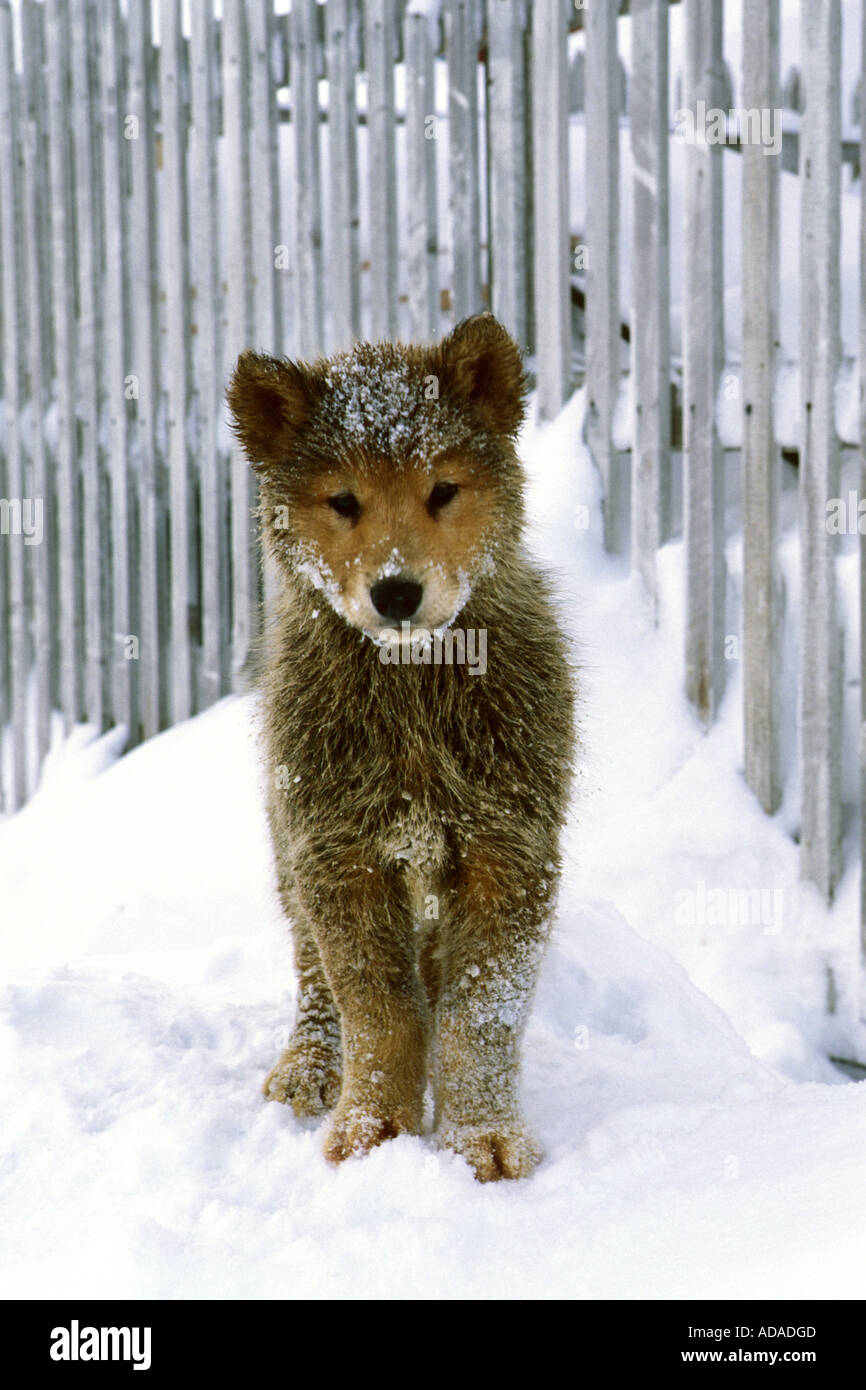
xmin=226 ymin=351 xmax=318 ymax=471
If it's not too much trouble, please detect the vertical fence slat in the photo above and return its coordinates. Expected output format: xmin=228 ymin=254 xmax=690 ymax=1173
xmin=446 ymin=0 xmax=481 ymax=318
xmin=365 ymin=0 xmax=398 ymax=340
xmin=487 ymin=0 xmax=528 ymax=347
xmin=190 ymin=0 xmax=229 ymax=709
xmin=585 ymin=0 xmax=621 ymax=550
xmin=327 ymin=0 xmax=361 ymax=349
xmin=861 ymin=0 xmax=866 ymax=952
xmin=799 ymin=0 xmax=842 ymax=901
xmin=159 ymin=0 xmax=194 ymax=724
xmin=101 ymin=0 xmax=136 ymax=741
xmin=404 ymin=1 xmax=439 ymax=343
xmin=22 ymin=0 xmax=53 ymax=772
xmin=531 ymin=0 xmax=570 ymax=419
xmin=223 ymin=0 xmax=260 ymax=686
xmin=0 ymin=0 xmax=28 ymax=807
xmin=47 ymin=0 xmax=82 ymax=739
xmin=71 ymin=0 xmax=107 ymax=735
xmin=630 ymin=0 xmax=671 ymax=603
xmin=292 ymin=0 xmax=325 ymax=356
xmin=742 ymin=0 xmax=782 ymax=812
xmin=128 ymin=0 xmax=163 ymax=739
xmin=248 ymin=0 xmax=280 ymax=356
xmin=682 ymin=0 xmax=725 ymax=722
xmin=248 ymin=0 xmax=282 ymax=614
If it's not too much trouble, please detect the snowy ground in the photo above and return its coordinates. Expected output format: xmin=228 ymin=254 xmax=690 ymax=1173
xmin=2 ymin=394 xmax=866 ymax=1300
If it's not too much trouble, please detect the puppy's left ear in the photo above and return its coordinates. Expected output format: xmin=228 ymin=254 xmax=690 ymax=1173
xmin=226 ymin=350 xmax=319 ymax=470
xmin=434 ymin=313 xmax=527 ymax=436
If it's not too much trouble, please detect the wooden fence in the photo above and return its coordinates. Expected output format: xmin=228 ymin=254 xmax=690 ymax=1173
xmin=0 ymin=0 xmax=863 ymax=945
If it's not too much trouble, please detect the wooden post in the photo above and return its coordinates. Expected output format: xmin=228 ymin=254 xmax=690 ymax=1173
xmin=365 ymin=0 xmax=399 ymax=340
xmin=630 ymin=0 xmax=671 ymax=604
xmin=46 ymin=0 xmax=82 ymax=738
xmin=292 ymin=0 xmax=325 ymax=355
xmin=742 ymin=0 xmax=783 ymax=812
xmin=861 ymin=0 xmax=866 ymax=955
xmin=585 ymin=0 xmax=621 ymax=550
xmin=189 ymin=0 xmax=230 ymax=708
xmin=404 ymin=1 xmax=439 ymax=343
xmin=248 ymin=0 xmax=282 ymax=615
xmin=101 ymin=0 xmax=136 ymax=740
xmin=327 ymin=0 xmax=361 ymax=350
xmin=223 ymin=0 xmax=261 ymax=688
xmin=0 ymin=0 xmax=29 ymax=807
xmin=799 ymin=0 xmax=842 ymax=902
xmin=21 ymin=0 xmax=53 ymax=775
xmin=159 ymin=0 xmax=195 ymax=724
xmin=128 ymin=0 xmax=163 ymax=739
xmin=446 ymin=0 xmax=481 ymax=319
xmin=487 ymin=0 xmax=528 ymax=348
xmin=70 ymin=0 xmax=108 ymax=735
xmin=682 ymin=0 xmax=726 ymax=722
xmin=531 ymin=0 xmax=570 ymax=419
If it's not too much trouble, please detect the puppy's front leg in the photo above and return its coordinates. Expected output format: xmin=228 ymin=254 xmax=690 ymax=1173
xmin=433 ymin=850 xmax=555 ymax=1181
xmin=295 ymin=848 xmax=428 ymax=1163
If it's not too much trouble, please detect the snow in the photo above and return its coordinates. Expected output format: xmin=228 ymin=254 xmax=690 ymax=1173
xmin=3 ymin=391 xmax=866 ymax=1300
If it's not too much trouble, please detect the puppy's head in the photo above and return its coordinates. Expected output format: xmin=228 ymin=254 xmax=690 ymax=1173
xmin=226 ymin=314 xmax=527 ymax=639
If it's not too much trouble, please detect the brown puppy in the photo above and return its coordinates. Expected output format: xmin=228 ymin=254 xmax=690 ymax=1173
xmin=227 ymin=314 xmax=575 ymax=1181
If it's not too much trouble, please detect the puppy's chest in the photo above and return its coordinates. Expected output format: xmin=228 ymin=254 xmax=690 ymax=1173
xmin=377 ymin=796 xmax=448 ymax=872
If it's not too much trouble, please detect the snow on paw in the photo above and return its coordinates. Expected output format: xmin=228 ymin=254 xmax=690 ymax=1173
xmin=438 ymin=1121 xmax=543 ymax=1182
xmin=263 ymin=1045 xmax=342 ymax=1117
xmin=322 ymin=1104 xmax=419 ymax=1164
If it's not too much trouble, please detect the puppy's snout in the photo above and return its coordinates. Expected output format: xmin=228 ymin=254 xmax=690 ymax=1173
xmin=370 ymin=576 xmax=423 ymax=621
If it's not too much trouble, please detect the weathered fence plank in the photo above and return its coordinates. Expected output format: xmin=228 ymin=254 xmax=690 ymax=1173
xmin=101 ymin=0 xmax=136 ymax=740
xmin=22 ymin=0 xmax=53 ymax=772
xmin=46 ymin=0 xmax=82 ymax=738
xmin=292 ymin=0 xmax=325 ymax=355
xmin=487 ymin=0 xmax=528 ymax=348
xmin=159 ymin=0 xmax=195 ymax=724
xmin=799 ymin=0 xmax=842 ymax=901
xmin=742 ymin=0 xmax=783 ymax=813
xmin=249 ymin=0 xmax=281 ymax=356
xmin=71 ymin=0 xmax=108 ymax=736
xmin=861 ymin=0 xmax=866 ymax=953
xmin=446 ymin=0 xmax=481 ymax=318
xmin=585 ymin=0 xmax=621 ymax=550
xmin=404 ymin=1 xmax=439 ymax=343
xmin=365 ymin=0 xmax=399 ymax=340
xmin=531 ymin=0 xmax=570 ymax=419
xmin=682 ymin=0 xmax=725 ymax=722
xmin=629 ymin=0 xmax=671 ymax=603
xmin=0 ymin=0 xmax=29 ymax=808
xmin=327 ymin=0 xmax=362 ymax=350
xmin=190 ymin=0 xmax=230 ymax=710
xmin=224 ymin=0 xmax=261 ymax=686
xmin=128 ymin=0 xmax=163 ymax=740
xmin=247 ymin=0 xmax=283 ymax=615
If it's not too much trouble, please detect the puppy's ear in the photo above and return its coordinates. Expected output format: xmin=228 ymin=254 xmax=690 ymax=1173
xmin=434 ymin=313 xmax=527 ymax=436
xmin=226 ymin=351 xmax=319 ymax=470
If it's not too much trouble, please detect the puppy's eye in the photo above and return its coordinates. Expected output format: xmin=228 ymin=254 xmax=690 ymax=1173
xmin=428 ymin=481 xmax=459 ymax=513
xmin=328 ymin=492 xmax=361 ymax=522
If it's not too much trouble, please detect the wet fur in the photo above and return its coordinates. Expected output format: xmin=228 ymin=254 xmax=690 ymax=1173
xmin=228 ymin=315 xmax=576 ymax=1181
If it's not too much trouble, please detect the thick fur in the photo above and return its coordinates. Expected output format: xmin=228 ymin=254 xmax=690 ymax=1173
xmin=227 ymin=314 xmax=575 ymax=1181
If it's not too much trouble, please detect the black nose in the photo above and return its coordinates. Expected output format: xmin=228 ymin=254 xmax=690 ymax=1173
xmin=370 ymin=576 xmax=423 ymax=621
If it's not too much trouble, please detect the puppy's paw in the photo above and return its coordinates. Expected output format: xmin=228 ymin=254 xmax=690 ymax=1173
xmin=322 ymin=1103 xmax=420 ymax=1164
xmin=438 ymin=1120 xmax=542 ymax=1182
xmin=264 ymin=1044 xmax=342 ymax=1117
